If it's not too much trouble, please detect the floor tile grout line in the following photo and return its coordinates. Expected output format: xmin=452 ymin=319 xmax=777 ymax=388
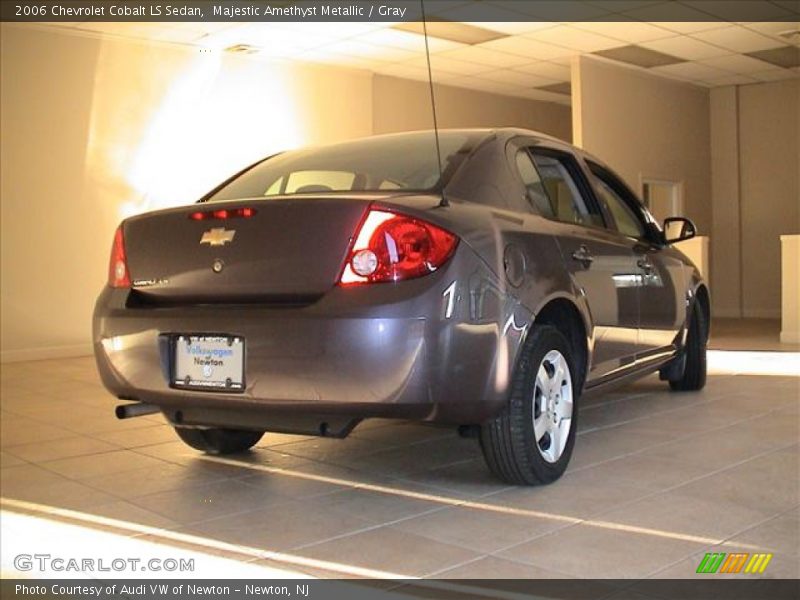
xmin=476 ymin=440 xmax=799 ymax=575
xmin=640 ymin=502 xmax=800 ymax=579
xmin=559 ymin=401 xmax=799 ymax=475
xmin=576 ymin=389 xmax=797 ymax=437
xmin=185 ymin=444 xmax=792 ymax=563
xmin=0 ymin=497 xmax=416 ymax=580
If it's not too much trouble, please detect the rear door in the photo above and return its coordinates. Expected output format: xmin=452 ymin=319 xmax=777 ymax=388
xmin=586 ymin=161 xmax=683 ymax=362
xmin=516 ymin=146 xmax=640 ymax=380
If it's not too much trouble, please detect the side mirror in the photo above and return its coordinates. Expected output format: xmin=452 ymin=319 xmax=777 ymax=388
xmin=663 ymin=217 xmax=696 ymax=244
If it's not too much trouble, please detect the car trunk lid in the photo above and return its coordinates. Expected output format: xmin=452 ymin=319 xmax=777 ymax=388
xmin=123 ymin=197 xmax=370 ymax=304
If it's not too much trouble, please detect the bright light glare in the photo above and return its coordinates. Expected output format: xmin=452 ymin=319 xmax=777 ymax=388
xmin=84 ymin=39 xmax=305 ymax=221
xmin=708 ymin=350 xmax=800 ymax=377
xmin=0 ymin=509 xmax=307 ymax=579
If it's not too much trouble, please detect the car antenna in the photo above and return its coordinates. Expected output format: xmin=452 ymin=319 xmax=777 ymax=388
xmin=421 ymin=0 xmax=448 ymax=207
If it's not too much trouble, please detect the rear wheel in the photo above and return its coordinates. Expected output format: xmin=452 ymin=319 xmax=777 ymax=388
xmin=480 ymin=326 xmax=579 ymax=485
xmin=669 ymin=305 xmax=707 ymax=391
xmin=174 ymin=427 xmax=264 ymax=455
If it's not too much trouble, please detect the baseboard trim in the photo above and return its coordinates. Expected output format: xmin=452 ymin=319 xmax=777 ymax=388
xmin=713 ymin=308 xmax=742 ymax=319
xmin=742 ymin=309 xmax=781 ymax=319
xmin=1 ymin=344 xmax=93 ymax=364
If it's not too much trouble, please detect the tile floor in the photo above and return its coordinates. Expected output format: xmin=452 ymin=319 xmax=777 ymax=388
xmin=0 ymin=320 xmax=798 ymax=581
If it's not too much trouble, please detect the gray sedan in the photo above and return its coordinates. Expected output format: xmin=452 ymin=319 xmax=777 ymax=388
xmin=94 ymin=129 xmax=709 ymax=485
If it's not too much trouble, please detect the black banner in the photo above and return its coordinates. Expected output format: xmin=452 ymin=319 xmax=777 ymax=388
xmin=2 ymin=0 xmax=800 ymax=23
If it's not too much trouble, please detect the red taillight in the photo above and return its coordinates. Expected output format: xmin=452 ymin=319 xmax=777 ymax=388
xmin=108 ymin=225 xmax=131 ymax=288
xmin=340 ymin=209 xmax=458 ymax=285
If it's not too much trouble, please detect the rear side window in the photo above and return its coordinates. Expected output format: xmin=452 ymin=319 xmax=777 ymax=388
xmin=523 ymin=150 xmax=604 ymax=228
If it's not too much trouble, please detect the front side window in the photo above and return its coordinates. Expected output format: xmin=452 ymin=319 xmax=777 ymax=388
xmin=515 ymin=151 xmax=552 ymax=217
xmin=588 ymin=163 xmax=646 ymax=240
xmin=525 ymin=150 xmax=604 ymax=228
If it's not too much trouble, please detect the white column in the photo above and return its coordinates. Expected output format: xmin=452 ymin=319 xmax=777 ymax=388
xmin=781 ymin=235 xmax=800 ymax=344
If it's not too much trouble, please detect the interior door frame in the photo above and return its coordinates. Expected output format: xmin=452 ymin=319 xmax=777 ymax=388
xmin=639 ymin=177 xmax=684 ymax=220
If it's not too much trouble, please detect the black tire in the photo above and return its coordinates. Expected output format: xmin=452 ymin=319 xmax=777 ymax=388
xmin=480 ymin=325 xmax=580 ymax=486
xmin=174 ymin=427 xmax=264 ymax=455
xmin=669 ymin=305 xmax=707 ymax=392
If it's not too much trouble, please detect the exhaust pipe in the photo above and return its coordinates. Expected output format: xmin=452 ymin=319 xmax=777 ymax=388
xmin=115 ymin=402 xmax=160 ymax=420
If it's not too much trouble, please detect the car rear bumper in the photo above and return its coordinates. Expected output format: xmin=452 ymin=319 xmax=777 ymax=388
xmin=93 ymin=253 xmax=526 ymax=429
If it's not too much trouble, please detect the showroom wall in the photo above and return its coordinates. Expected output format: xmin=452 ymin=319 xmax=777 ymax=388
xmin=571 ymin=56 xmax=712 ymax=236
xmin=0 ymin=25 xmax=573 ymax=361
xmin=372 ymin=75 xmax=572 ymax=141
xmin=710 ymin=79 xmax=800 ymax=318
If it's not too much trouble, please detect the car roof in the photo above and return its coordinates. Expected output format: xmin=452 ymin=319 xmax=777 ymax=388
xmin=361 ymin=127 xmax=609 ymax=167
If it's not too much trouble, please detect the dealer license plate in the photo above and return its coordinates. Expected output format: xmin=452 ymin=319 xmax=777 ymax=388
xmin=173 ymin=335 xmax=245 ymax=391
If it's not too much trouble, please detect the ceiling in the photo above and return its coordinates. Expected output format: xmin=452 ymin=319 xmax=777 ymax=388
xmin=42 ymin=11 xmax=800 ymax=106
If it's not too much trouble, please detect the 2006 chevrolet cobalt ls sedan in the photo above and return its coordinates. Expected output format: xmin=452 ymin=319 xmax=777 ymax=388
xmin=94 ymin=129 xmax=709 ymax=485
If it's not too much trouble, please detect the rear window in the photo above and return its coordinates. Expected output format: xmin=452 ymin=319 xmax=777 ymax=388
xmin=207 ymin=131 xmax=480 ymax=202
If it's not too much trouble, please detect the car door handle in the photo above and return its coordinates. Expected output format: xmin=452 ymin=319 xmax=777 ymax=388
xmin=571 ymin=246 xmax=594 ymax=267
xmin=637 ymin=258 xmax=654 ymax=273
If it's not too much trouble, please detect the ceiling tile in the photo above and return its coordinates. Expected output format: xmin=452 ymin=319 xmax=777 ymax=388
xmin=526 ymin=25 xmax=627 ymax=52
xmin=468 ymin=22 xmax=560 ymax=36
xmin=640 ymin=36 xmax=732 ymax=60
xmin=296 ymin=50 xmax=385 ymax=70
xmin=269 ymin=22 xmax=387 ymax=39
xmin=393 ymin=21 xmax=506 ymax=45
xmin=745 ymin=45 xmax=800 ymax=68
xmin=480 ymin=36 xmax=575 ymax=60
xmin=196 ymin=24 xmax=333 ymax=53
xmin=312 ymin=39 xmax=421 ymax=63
xmin=699 ymin=54 xmax=778 ymax=74
xmin=513 ymin=61 xmax=572 ymax=80
xmin=691 ymin=25 xmax=785 ymax=53
xmin=438 ymin=45 xmax=533 ymax=67
xmin=594 ymin=45 xmax=685 ymax=68
xmin=656 ymin=22 xmax=735 ymax=35
xmin=571 ymin=21 xmax=675 ymax=43
xmin=475 ymin=69 xmax=559 ymax=87
xmin=403 ymin=55 xmax=491 ymax=76
xmin=358 ymin=28 xmax=462 ymax=53
xmin=652 ymin=61 xmax=732 ymax=81
xmin=741 ymin=21 xmax=800 ymax=44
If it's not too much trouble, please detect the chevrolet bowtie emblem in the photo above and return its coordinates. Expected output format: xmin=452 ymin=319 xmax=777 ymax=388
xmin=200 ymin=227 xmax=235 ymax=247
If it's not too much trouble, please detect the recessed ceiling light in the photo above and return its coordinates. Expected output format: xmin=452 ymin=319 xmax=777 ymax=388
xmin=745 ymin=46 xmax=800 ymax=68
xmin=393 ymin=21 xmax=507 ymax=45
xmin=536 ymin=82 xmax=572 ymax=95
xmin=224 ymin=44 xmax=260 ymax=55
xmin=593 ymin=45 xmax=686 ymax=68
